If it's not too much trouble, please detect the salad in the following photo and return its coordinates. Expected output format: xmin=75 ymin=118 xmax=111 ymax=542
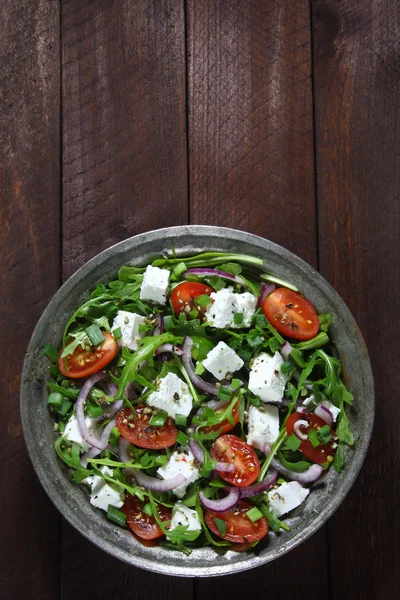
xmin=44 ymin=250 xmax=354 ymax=555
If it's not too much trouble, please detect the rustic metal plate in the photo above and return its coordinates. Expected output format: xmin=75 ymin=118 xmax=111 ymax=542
xmin=20 ymin=225 xmax=374 ymax=577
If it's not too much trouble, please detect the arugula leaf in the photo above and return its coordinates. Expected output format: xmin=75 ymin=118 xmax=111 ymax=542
xmin=62 ymin=295 xmax=113 ymax=346
xmin=61 ymin=331 xmax=90 ymax=359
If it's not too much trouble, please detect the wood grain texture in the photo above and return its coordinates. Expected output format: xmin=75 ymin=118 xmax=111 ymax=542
xmin=0 ymin=0 xmax=61 ymax=598
xmin=187 ymin=0 xmax=317 ymax=267
xmin=313 ymin=1 xmax=400 ymax=598
xmin=60 ymin=1 xmax=191 ymax=597
xmin=62 ymin=0 xmax=188 ymax=279
xmin=188 ymin=1 xmax=329 ymax=596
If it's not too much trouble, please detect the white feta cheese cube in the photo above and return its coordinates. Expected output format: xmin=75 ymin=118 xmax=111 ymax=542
xmin=112 ymin=310 xmax=146 ymax=351
xmin=267 ymin=481 xmax=310 ymax=518
xmin=320 ymin=400 xmax=341 ymax=423
xmin=157 ymin=448 xmax=200 ymax=499
xmin=248 ymin=351 xmax=288 ymax=403
xmin=203 ymin=341 xmax=244 ymax=381
xmin=167 ymin=502 xmax=202 ymax=540
xmin=246 ymin=404 xmax=280 ymax=450
xmin=85 ymin=466 xmax=125 ymax=512
xmin=64 ymin=414 xmax=96 ymax=452
xmin=204 ymin=287 xmax=257 ymax=329
xmin=147 ymin=372 xmax=193 ymax=419
xmin=140 ymin=265 xmax=170 ymax=305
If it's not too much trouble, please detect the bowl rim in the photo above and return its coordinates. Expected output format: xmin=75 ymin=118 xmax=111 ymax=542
xmin=20 ymin=225 xmax=375 ymax=577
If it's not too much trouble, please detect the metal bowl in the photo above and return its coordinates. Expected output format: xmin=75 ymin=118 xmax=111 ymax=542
xmin=20 ymin=225 xmax=374 ymax=577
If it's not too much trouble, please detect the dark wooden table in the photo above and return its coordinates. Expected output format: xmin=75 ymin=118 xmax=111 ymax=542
xmin=1 ymin=1 xmax=399 ymax=598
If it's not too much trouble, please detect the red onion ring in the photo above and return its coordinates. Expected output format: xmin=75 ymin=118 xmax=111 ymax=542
xmin=183 ymin=268 xmax=246 ymax=287
xmin=315 ymin=404 xmax=333 ymax=427
xmin=199 ymin=487 xmax=240 ymax=512
xmin=257 ymin=282 xmax=275 ymax=307
xmin=153 ymin=314 xmax=164 ymax=336
xmin=155 ymin=343 xmax=183 ymax=356
xmin=264 ymin=444 xmax=323 ymax=483
xmin=182 ymin=337 xmax=219 ymax=395
xmin=80 ymin=418 xmax=117 ymax=467
xmin=189 ymin=438 xmax=234 ymax=472
xmin=76 ymin=372 xmax=108 ymax=449
xmin=280 ymin=341 xmax=293 ymax=361
xmin=293 ymin=419 xmax=308 ymax=441
xmin=239 ymin=469 xmax=278 ymax=498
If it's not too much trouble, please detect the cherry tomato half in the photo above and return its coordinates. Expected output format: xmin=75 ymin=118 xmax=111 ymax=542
xmin=58 ymin=331 xmax=117 ymax=378
xmin=200 ymin=401 xmax=240 ymax=436
xmin=286 ymin=412 xmax=337 ymax=464
xmin=211 ymin=434 xmax=260 ymax=487
xmin=170 ymin=282 xmax=214 ymax=318
xmin=262 ymin=288 xmax=320 ymax=340
xmin=116 ymin=406 xmax=178 ymax=450
xmin=122 ymin=495 xmax=171 ymax=540
xmin=205 ymin=500 xmax=268 ymax=543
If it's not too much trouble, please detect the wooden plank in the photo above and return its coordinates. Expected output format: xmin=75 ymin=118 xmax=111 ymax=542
xmin=0 ymin=0 xmax=61 ymax=598
xmin=62 ymin=0 xmax=188 ymax=279
xmin=60 ymin=0 xmax=190 ymax=596
xmin=188 ymin=0 xmax=329 ymax=594
xmin=312 ymin=1 xmax=400 ymax=598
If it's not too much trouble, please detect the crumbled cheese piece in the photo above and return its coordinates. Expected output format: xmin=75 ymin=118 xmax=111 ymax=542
xmin=167 ymin=502 xmax=202 ymax=540
xmin=267 ymin=481 xmax=310 ymax=517
xmin=248 ymin=351 xmax=288 ymax=403
xmin=85 ymin=466 xmax=125 ymax=512
xmin=112 ymin=310 xmax=146 ymax=351
xmin=204 ymin=287 xmax=257 ymax=328
xmin=140 ymin=265 xmax=170 ymax=305
xmin=246 ymin=404 xmax=280 ymax=450
xmin=203 ymin=341 xmax=244 ymax=381
xmin=147 ymin=372 xmax=193 ymax=419
xmin=157 ymin=448 xmax=200 ymax=498
xmin=64 ymin=414 xmax=96 ymax=452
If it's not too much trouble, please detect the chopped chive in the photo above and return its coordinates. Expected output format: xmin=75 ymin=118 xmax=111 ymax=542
xmin=194 ymin=361 xmax=205 ymax=375
xmin=285 ymin=434 xmax=301 ymax=452
xmin=196 ymin=294 xmax=212 ymax=308
xmin=55 ymin=398 xmax=73 ymax=416
xmin=213 ymin=517 xmax=227 ymax=536
xmin=163 ymin=315 xmax=175 ymax=331
xmin=142 ymin=503 xmax=153 ymax=517
xmin=149 ymin=411 xmax=168 ymax=427
xmin=209 ymin=276 xmax=226 ymax=291
xmin=247 ymin=335 xmax=264 ymax=348
xmin=175 ymin=414 xmax=187 ymax=427
xmin=48 ymin=392 xmax=63 ymax=408
xmin=230 ymin=378 xmax=241 ymax=389
xmin=107 ymin=505 xmax=127 ymax=527
xmin=189 ymin=309 xmax=199 ymax=319
xmin=85 ymin=324 xmax=105 ymax=346
xmin=308 ymin=429 xmax=320 ymax=448
xmin=155 ymin=455 xmax=167 ymax=466
xmin=113 ymin=327 xmax=122 ymax=340
xmin=249 ymin=395 xmax=261 ymax=407
xmin=176 ymin=431 xmax=189 ymax=446
xmin=317 ymin=424 xmax=333 ymax=444
xmin=246 ymin=506 xmax=264 ymax=523
xmin=87 ymin=404 xmax=104 ymax=418
xmin=233 ymin=312 xmax=243 ymax=325
xmin=172 ymin=262 xmax=187 ymax=278
xmin=260 ymin=273 xmax=299 ymax=292
xmin=217 ymin=387 xmax=232 ymax=402
xmin=43 ymin=343 xmax=59 ymax=364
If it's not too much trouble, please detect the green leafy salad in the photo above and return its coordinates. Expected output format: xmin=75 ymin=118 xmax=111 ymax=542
xmin=45 ymin=250 xmax=354 ymax=554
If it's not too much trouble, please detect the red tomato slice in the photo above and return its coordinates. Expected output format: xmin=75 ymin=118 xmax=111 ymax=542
xmin=211 ymin=434 xmax=260 ymax=487
xmin=262 ymin=288 xmax=320 ymax=340
xmin=122 ymin=495 xmax=171 ymax=541
xmin=58 ymin=331 xmax=117 ymax=378
xmin=286 ymin=412 xmax=337 ymax=464
xmin=116 ymin=406 xmax=178 ymax=449
xmin=205 ymin=500 xmax=268 ymax=543
xmin=200 ymin=401 xmax=240 ymax=436
xmin=170 ymin=282 xmax=214 ymax=317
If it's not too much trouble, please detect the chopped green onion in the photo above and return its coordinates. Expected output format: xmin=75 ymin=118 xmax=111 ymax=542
xmin=85 ymin=324 xmax=105 ymax=346
xmin=142 ymin=503 xmax=153 ymax=517
xmin=308 ymin=429 xmax=320 ymax=447
xmin=209 ymin=276 xmax=226 ymax=291
xmin=285 ymin=434 xmax=301 ymax=452
xmin=246 ymin=506 xmax=263 ymax=523
xmin=247 ymin=335 xmax=264 ymax=348
xmin=175 ymin=414 xmax=187 ymax=427
xmin=196 ymin=294 xmax=212 ymax=308
xmin=172 ymin=262 xmax=187 ymax=278
xmin=213 ymin=517 xmax=227 ymax=536
xmin=149 ymin=411 xmax=168 ymax=427
xmin=249 ymin=395 xmax=261 ymax=407
xmin=189 ymin=309 xmax=199 ymax=319
xmin=44 ymin=344 xmax=59 ymax=363
xmin=231 ymin=378 xmax=241 ymax=389
xmin=176 ymin=431 xmax=189 ymax=446
xmin=55 ymin=398 xmax=73 ymax=416
xmin=194 ymin=361 xmax=205 ymax=375
xmin=107 ymin=505 xmax=127 ymax=527
xmin=87 ymin=404 xmax=104 ymax=418
xmin=233 ymin=312 xmax=243 ymax=325
xmin=260 ymin=273 xmax=299 ymax=292
xmin=217 ymin=387 xmax=232 ymax=402
xmin=113 ymin=327 xmax=122 ymax=340
xmin=163 ymin=315 xmax=175 ymax=331
xmin=317 ymin=425 xmax=332 ymax=444
xmin=48 ymin=392 xmax=63 ymax=408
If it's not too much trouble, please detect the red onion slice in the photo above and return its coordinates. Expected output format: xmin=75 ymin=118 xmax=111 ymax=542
xmin=293 ymin=419 xmax=308 ymax=441
xmin=239 ymin=469 xmax=278 ymax=498
xmin=199 ymin=487 xmax=240 ymax=512
xmin=315 ymin=404 xmax=333 ymax=427
xmin=183 ymin=268 xmax=246 ymax=286
xmin=133 ymin=469 xmax=186 ymax=492
xmin=189 ymin=438 xmax=234 ymax=472
xmin=155 ymin=343 xmax=183 ymax=356
xmin=182 ymin=337 xmax=219 ymax=395
xmin=80 ymin=417 xmax=117 ymax=467
xmin=280 ymin=341 xmax=293 ymax=361
xmin=296 ymin=406 xmax=307 ymax=414
xmin=257 ymin=282 xmax=275 ymax=307
xmin=76 ymin=372 xmax=108 ymax=449
xmin=153 ymin=313 xmax=164 ymax=336
xmin=270 ymin=457 xmax=323 ymax=483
